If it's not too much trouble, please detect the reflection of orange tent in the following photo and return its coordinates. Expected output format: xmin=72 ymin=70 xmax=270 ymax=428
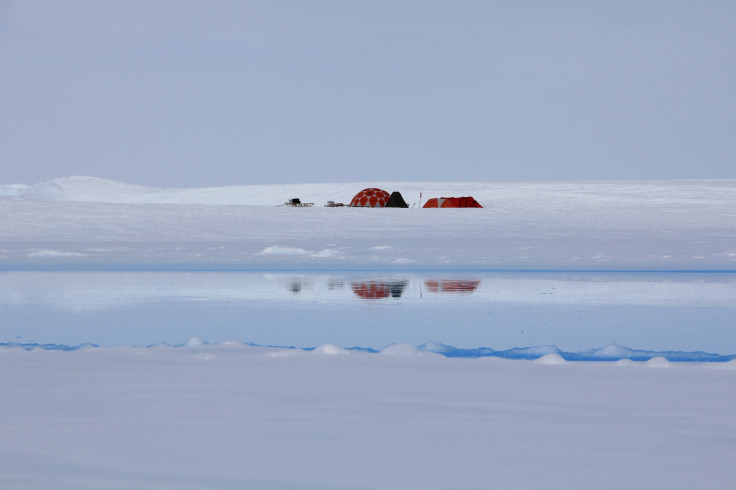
xmin=351 ymin=280 xmax=407 ymax=299
xmin=424 ymin=279 xmax=481 ymax=293
xmin=350 ymin=188 xmax=391 ymax=207
xmin=423 ymin=197 xmax=482 ymax=208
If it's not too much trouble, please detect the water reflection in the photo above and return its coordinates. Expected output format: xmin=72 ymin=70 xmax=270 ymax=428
xmin=5 ymin=271 xmax=736 ymax=307
xmin=1 ymin=271 xmax=735 ymax=353
xmin=424 ymin=279 xmax=480 ymax=294
xmin=289 ymin=279 xmax=309 ymax=293
xmin=351 ymin=280 xmax=408 ymax=299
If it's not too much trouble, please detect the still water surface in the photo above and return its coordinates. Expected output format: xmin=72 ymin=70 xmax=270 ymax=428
xmin=1 ymin=271 xmax=735 ymax=355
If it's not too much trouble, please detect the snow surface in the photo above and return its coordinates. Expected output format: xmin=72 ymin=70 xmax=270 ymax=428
xmin=2 ymin=177 xmax=736 ymax=488
xmin=1 ymin=176 xmax=735 ymax=270
xmin=1 ymin=343 xmax=735 ymax=490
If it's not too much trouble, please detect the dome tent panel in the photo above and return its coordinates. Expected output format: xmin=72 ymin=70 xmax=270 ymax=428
xmin=422 ymin=198 xmax=443 ymax=208
xmin=350 ymin=188 xmax=391 ymax=207
xmin=422 ymin=196 xmax=482 ymax=208
xmin=457 ymin=196 xmax=482 ymax=208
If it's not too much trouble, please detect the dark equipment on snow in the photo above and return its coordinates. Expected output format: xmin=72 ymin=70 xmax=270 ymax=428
xmin=282 ymin=198 xmax=314 ymax=207
xmin=385 ymin=191 xmax=409 ymax=208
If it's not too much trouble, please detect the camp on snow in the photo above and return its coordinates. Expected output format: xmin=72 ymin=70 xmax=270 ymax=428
xmin=284 ymin=189 xmax=479 ymax=208
xmin=349 ymin=188 xmax=410 ymax=208
xmin=422 ymin=196 xmax=482 ymax=208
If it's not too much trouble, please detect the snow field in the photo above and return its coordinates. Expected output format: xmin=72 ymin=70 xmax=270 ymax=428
xmin=1 ymin=177 xmax=735 ymax=270
xmin=2 ymin=177 xmax=736 ymax=488
xmin=1 ymin=343 xmax=735 ymax=490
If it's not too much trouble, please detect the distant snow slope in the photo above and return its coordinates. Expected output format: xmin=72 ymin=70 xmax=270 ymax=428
xmin=1 ymin=177 xmax=735 ymax=270
xmin=4 ymin=175 xmax=736 ymax=207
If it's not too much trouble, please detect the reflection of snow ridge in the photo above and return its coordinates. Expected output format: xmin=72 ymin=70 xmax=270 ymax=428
xmin=0 ymin=342 xmax=98 ymax=351
xmin=6 ymin=341 xmax=732 ymax=362
xmin=417 ymin=342 xmax=736 ymax=362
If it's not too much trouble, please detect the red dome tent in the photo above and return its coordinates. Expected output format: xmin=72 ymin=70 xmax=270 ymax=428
xmin=350 ymin=188 xmax=391 ymax=207
xmin=422 ymin=196 xmax=482 ymax=208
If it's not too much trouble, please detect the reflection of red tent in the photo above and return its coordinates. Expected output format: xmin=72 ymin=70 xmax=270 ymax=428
xmin=350 ymin=188 xmax=391 ymax=207
xmin=424 ymin=279 xmax=481 ymax=293
xmin=422 ymin=197 xmax=482 ymax=208
xmin=351 ymin=280 xmax=408 ymax=299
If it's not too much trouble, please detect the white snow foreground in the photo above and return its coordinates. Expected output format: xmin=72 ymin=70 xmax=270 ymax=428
xmin=2 ymin=176 xmax=736 ymax=270
xmin=1 ymin=344 xmax=735 ymax=490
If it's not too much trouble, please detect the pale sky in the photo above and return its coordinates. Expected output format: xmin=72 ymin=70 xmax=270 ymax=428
xmin=1 ymin=0 xmax=734 ymax=187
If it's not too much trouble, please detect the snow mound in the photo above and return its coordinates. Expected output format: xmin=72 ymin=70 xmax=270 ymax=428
xmin=184 ymin=336 xmax=209 ymax=347
xmin=646 ymin=357 xmax=671 ymax=368
xmin=313 ymin=344 xmax=349 ymax=355
xmin=615 ymin=359 xmax=637 ymax=366
xmin=535 ymin=353 xmax=567 ymax=365
xmin=581 ymin=344 xmax=644 ymax=361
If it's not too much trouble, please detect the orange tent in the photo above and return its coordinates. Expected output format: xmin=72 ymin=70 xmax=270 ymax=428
xmin=422 ymin=196 xmax=482 ymax=208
